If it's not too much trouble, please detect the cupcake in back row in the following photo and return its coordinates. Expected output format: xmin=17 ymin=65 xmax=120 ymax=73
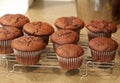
xmin=0 ymin=14 xmax=30 ymax=30
xmin=88 ymin=37 xmax=118 ymax=62
xmin=0 ymin=26 xmax=23 ymax=54
xmin=86 ymin=20 xmax=117 ymax=41
xmin=56 ymin=44 xmax=84 ymax=70
xmin=11 ymin=36 xmax=45 ymax=65
xmin=50 ymin=30 xmax=79 ymax=50
xmin=54 ymin=16 xmax=84 ymax=35
xmin=23 ymin=21 xmax=54 ymax=45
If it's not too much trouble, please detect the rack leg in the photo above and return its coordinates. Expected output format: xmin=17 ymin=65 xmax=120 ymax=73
xmin=79 ymin=68 xmax=87 ymax=77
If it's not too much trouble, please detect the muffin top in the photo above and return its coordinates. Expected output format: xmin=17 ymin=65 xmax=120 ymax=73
xmin=50 ymin=30 xmax=79 ymax=44
xmin=23 ymin=21 xmax=54 ymax=36
xmin=0 ymin=14 xmax=30 ymax=28
xmin=89 ymin=37 xmax=118 ymax=51
xmin=11 ymin=36 xmax=46 ymax=52
xmin=0 ymin=26 xmax=23 ymax=40
xmin=54 ymin=16 xmax=84 ymax=30
xmin=86 ymin=20 xmax=117 ymax=34
xmin=56 ymin=44 xmax=84 ymax=58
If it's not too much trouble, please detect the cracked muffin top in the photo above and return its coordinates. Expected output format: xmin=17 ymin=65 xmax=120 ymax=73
xmin=88 ymin=37 xmax=118 ymax=51
xmin=11 ymin=36 xmax=46 ymax=51
xmin=56 ymin=44 xmax=84 ymax=58
xmin=54 ymin=16 xmax=84 ymax=30
xmin=86 ymin=20 xmax=117 ymax=34
xmin=0 ymin=14 xmax=30 ymax=29
xmin=23 ymin=21 xmax=54 ymax=36
xmin=0 ymin=26 xmax=23 ymax=40
xmin=50 ymin=30 xmax=79 ymax=44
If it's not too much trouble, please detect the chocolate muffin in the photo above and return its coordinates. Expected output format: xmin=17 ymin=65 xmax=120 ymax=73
xmin=23 ymin=21 xmax=54 ymax=45
xmin=54 ymin=16 xmax=84 ymax=34
xmin=0 ymin=14 xmax=30 ymax=30
xmin=0 ymin=26 xmax=23 ymax=54
xmin=56 ymin=44 xmax=84 ymax=70
xmin=86 ymin=20 xmax=117 ymax=40
xmin=11 ymin=36 xmax=45 ymax=65
xmin=50 ymin=30 xmax=79 ymax=50
xmin=88 ymin=37 xmax=118 ymax=62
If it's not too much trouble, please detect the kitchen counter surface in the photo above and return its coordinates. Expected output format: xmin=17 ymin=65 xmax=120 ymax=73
xmin=0 ymin=0 xmax=120 ymax=83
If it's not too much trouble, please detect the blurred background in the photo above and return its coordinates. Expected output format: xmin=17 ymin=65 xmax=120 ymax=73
xmin=76 ymin=0 xmax=120 ymax=24
xmin=0 ymin=0 xmax=120 ymax=24
xmin=0 ymin=0 xmax=34 ymax=17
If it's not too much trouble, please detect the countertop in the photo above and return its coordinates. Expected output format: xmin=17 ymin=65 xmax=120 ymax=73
xmin=0 ymin=0 xmax=120 ymax=83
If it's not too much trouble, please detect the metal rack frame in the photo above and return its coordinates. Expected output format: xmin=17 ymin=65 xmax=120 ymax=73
xmin=5 ymin=51 xmax=87 ymax=77
xmin=85 ymin=56 xmax=115 ymax=75
xmin=0 ymin=34 xmax=116 ymax=76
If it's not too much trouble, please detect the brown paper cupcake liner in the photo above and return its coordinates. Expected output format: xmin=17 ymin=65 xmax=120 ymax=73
xmin=57 ymin=55 xmax=83 ymax=70
xmin=0 ymin=40 xmax=13 ymax=54
xmin=16 ymin=55 xmax=40 ymax=65
xmin=86 ymin=29 xmax=111 ymax=40
xmin=13 ymin=49 xmax=41 ymax=57
xmin=13 ymin=49 xmax=41 ymax=65
xmin=0 ymin=40 xmax=11 ymax=46
xmin=91 ymin=49 xmax=116 ymax=62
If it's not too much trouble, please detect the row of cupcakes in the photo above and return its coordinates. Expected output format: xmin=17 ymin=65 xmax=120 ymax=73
xmin=85 ymin=20 xmax=118 ymax=62
xmin=50 ymin=17 xmax=85 ymax=70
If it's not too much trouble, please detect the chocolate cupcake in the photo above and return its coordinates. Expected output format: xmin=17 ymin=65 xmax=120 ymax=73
xmin=0 ymin=26 xmax=23 ymax=54
xmin=50 ymin=30 xmax=79 ymax=50
xmin=23 ymin=21 xmax=54 ymax=45
xmin=56 ymin=44 xmax=84 ymax=70
xmin=0 ymin=14 xmax=30 ymax=30
xmin=11 ymin=36 xmax=45 ymax=65
xmin=86 ymin=20 xmax=117 ymax=40
xmin=88 ymin=37 xmax=118 ymax=62
xmin=54 ymin=16 xmax=84 ymax=34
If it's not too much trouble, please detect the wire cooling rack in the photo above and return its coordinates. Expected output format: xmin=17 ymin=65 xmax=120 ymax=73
xmin=0 ymin=34 xmax=116 ymax=76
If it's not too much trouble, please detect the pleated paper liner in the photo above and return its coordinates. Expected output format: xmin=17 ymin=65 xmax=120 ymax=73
xmin=86 ymin=28 xmax=111 ymax=41
xmin=90 ymin=49 xmax=116 ymax=62
xmin=57 ymin=55 xmax=83 ymax=70
xmin=13 ymin=49 xmax=42 ymax=65
xmin=0 ymin=40 xmax=13 ymax=54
